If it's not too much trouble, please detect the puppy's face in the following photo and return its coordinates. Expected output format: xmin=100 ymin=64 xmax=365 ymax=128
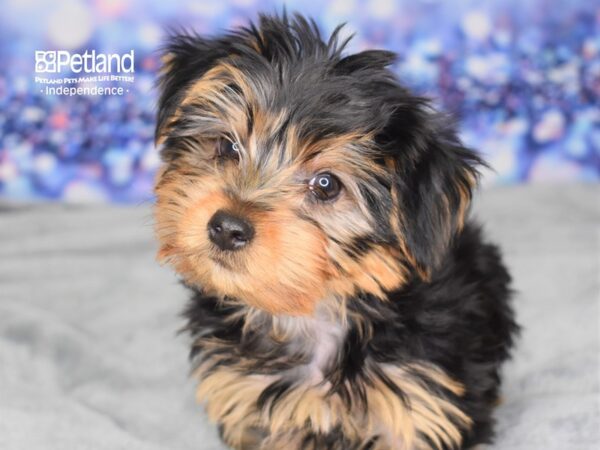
xmin=154 ymin=16 xmax=480 ymax=315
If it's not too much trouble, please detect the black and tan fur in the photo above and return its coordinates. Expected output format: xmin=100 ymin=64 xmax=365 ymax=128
xmin=154 ymin=13 xmax=518 ymax=450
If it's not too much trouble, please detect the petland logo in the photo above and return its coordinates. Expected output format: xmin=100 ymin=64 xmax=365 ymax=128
xmin=35 ymin=50 xmax=135 ymax=74
xmin=34 ymin=50 xmax=135 ymax=97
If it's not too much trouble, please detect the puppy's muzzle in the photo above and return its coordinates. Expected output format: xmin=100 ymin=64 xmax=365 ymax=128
xmin=207 ymin=209 xmax=255 ymax=251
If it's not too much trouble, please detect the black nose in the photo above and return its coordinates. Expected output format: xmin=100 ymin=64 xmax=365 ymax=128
xmin=207 ymin=210 xmax=255 ymax=251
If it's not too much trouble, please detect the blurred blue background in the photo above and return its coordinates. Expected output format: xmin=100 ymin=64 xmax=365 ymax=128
xmin=0 ymin=0 xmax=598 ymax=203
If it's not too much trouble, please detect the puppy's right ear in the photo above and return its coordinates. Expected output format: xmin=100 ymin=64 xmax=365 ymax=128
xmin=155 ymin=32 xmax=230 ymax=144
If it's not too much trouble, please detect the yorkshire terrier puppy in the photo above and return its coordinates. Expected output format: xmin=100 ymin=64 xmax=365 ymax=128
xmin=154 ymin=14 xmax=518 ymax=450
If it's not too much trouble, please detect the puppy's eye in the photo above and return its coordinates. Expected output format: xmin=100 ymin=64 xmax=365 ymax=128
xmin=216 ymin=139 xmax=240 ymax=161
xmin=308 ymin=172 xmax=342 ymax=201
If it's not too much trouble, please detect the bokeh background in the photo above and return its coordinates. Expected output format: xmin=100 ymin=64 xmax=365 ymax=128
xmin=1 ymin=3 xmax=599 ymax=449
xmin=1 ymin=0 xmax=599 ymax=203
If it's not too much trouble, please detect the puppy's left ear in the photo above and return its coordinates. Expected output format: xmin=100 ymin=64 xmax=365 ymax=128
xmin=378 ymin=99 xmax=484 ymax=277
xmin=155 ymin=33 xmax=231 ymax=145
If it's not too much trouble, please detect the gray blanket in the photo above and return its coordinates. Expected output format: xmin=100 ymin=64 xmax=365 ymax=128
xmin=1 ymin=185 xmax=598 ymax=449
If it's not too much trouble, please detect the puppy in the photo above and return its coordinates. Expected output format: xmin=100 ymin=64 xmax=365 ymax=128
xmin=153 ymin=13 xmax=518 ymax=450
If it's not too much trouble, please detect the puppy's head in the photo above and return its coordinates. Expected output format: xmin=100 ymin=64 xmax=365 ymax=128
xmin=154 ymin=14 xmax=482 ymax=315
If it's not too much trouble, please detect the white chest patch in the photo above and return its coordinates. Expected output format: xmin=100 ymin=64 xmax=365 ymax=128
xmin=268 ymin=302 xmax=347 ymax=383
xmin=302 ymin=313 xmax=346 ymax=382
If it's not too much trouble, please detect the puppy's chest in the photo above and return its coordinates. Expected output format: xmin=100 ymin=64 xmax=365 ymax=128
xmin=284 ymin=314 xmax=346 ymax=381
xmin=194 ymin=314 xmax=351 ymax=435
xmin=202 ymin=312 xmax=347 ymax=385
xmin=193 ymin=311 xmax=470 ymax=449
